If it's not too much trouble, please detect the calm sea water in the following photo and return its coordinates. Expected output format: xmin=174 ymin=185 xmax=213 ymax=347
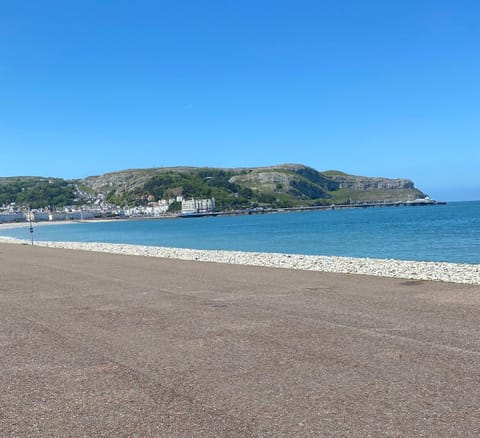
xmin=2 ymin=201 xmax=480 ymax=264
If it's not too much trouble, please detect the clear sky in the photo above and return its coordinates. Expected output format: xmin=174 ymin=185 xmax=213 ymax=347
xmin=1 ymin=1 xmax=479 ymax=201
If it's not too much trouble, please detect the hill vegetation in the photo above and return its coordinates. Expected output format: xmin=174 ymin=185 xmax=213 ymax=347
xmin=0 ymin=177 xmax=77 ymax=209
xmin=1 ymin=164 xmax=427 ymax=210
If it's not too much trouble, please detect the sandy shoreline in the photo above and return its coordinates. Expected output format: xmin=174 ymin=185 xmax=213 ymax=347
xmin=1 ymin=235 xmax=478 ymax=284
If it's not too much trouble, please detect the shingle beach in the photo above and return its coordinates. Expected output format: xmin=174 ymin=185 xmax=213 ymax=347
xmin=1 ymin=236 xmax=479 ymax=284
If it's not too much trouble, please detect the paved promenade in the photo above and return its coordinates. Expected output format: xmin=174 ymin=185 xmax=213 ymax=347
xmin=1 ymin=243 xmax=480 ymax=436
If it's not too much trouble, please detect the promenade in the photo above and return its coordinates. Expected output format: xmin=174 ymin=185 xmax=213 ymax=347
xmin=2 ymin=243 xmax=480 ymax=436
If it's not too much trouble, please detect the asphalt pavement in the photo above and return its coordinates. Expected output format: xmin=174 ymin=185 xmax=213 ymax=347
xmin=1 ymin=243 xmax=480 ymax=437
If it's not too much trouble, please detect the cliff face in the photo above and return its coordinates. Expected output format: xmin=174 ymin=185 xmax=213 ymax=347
xmin=326 ymin=174 xmax=415 ymax=191
xmin=229 ymin=165 xmax=425 ymax=204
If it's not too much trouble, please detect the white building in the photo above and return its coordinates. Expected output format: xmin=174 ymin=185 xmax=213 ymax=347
xmin=181 ymin=198 xmax=216 ymax=215
xmin=48 ymin=211 xmax=95 ymax=221
xmin=31 ymin=211 xmax=50 ymax=221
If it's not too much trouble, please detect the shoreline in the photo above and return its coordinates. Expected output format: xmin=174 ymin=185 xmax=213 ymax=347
xmin=0 ymin=218 xmax=121 ymax=230
xmin=1 ymin=237 xmax=478 ymax=285
xmin=0 ymin=199 xmax=450 ymax=229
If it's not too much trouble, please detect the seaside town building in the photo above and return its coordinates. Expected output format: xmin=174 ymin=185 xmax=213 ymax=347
xmin=123 ymin=198 xmax=177 ymax=217
xmin=181 ymin=198 xmax=216 ymax=215
xmin=2 ymin=195 xmax=219 ymax=224
xmin=0 ymin=211 xmax=25 ymax=223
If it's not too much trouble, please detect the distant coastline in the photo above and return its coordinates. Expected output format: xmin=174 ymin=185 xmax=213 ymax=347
xmin=1 ymin=164 xmax=434 ymax=219
xmin=0 ymin=198 xmax=447 ymax=226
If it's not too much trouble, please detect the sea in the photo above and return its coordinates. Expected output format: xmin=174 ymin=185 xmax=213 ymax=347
xmin=2 ymin=201 xmax=480 ymax=264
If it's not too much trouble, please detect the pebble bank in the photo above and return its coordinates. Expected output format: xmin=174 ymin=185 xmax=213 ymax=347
xmin=1 ymin=237 xmax=479 ymax=285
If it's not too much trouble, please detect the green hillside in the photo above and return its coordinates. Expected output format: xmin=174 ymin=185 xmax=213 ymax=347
xmin=1 ymin=164 xmax=427 ymax=210
xmin=81 ymin=164 xmax=426 ymax=209
xmin=0 ymin=177 xmax=77 ymax=209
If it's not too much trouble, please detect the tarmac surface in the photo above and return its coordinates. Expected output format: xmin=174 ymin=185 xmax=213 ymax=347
xmin=1 ymin=242 xmax=480 ymax=437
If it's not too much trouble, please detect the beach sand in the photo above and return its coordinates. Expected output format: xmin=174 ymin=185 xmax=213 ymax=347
xmin=2 ymin=242 xmax=480 ymax=436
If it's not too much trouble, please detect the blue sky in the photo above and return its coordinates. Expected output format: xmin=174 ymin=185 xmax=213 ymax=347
xmin=1 ymin=0 xmax=479 ymax=201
